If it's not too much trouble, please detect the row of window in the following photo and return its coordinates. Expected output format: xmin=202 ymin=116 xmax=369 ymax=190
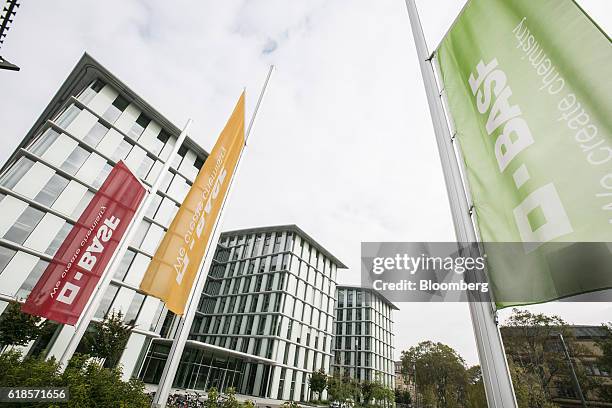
xmin=337 ymin=289 xmax=394 ymax=318
xmin=220 ymin=232 xmax=338 ymax=282
xmin=205 ymin=261 xmax=336 ymax=318
xmin=93 ymin=282 xmax=150 ymax=327
xmin=333 ymin=336 xmax=394 ymax=359
xmin=335 ymin=306 xmax=394 ymax=332
xmin=81 ymin=79 xmax=206 ymax=174
xmin=335 ymin=321 xmax=389 ymax=337
xmin=333 ymin=353 xmax=395 ymax=375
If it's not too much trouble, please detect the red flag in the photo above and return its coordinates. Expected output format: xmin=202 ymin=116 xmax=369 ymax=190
xmin=22 ymin=161 xmax=146 ymax=325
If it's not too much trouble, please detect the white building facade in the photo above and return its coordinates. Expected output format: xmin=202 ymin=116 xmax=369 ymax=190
xmin=138 ymin=225 xmax=346 ymax=401
xmin=0 ymin=53 xmax=208 ymax=379
xmin=331 ymin=286 xmax=397 ymax=389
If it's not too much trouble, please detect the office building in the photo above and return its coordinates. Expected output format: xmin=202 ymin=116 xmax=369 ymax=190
xmin=138 ymin=225 xmax=347 ymax=401
xmin=0 ymin=53 xmax=208 ymax=379
xmin=331 ymin=286 xmax=398 ymax=388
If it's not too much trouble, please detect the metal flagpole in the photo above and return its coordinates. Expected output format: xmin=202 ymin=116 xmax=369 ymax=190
xmin=152 ymin=65 xmax=274 ymax=408
xmin=403 ymin=1 xmax=517 ymax=407
xmin=57 ymin=119 xmax=193 ymax=370
xmin=558 ymin=333 xmax=587 ymax=407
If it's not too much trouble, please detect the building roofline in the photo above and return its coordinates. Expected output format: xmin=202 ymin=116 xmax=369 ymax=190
xmin=336 ymin=284 xmax=400 ymax=310
xmin=220 ymin=224 xmax=348 ymax=269
xmin=2 ymin=52 xmax=208 ymax=174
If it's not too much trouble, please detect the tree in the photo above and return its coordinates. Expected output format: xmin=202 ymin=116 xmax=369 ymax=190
xmin=327 ymin=374 xmax=347 ymax=402
xmin=309 ymin=369 xmax=327 ymax=401
xmin=360 ymin=381 xmax=376 ymax=405
xmin=206 ymin=387 xmax=219 ymax=408
xmin=0 ymin=301 xmax=43 ymax=351
xmin=502 ymin=309 xmax=599 ymax=403
xmin=465 ymin=366 xmax=486 ymax=408
xmin=507 ymin=357 xmax=557 ymax=408
xmin=394 ymin=388 xmax=411 ymax=405
xmin=81 ymin=311 xmax=134 ymax=368
xmin=0 ymin=349 xmax=150 ymax=407
xmin=401 ymin=341 xmax=468 ymax=407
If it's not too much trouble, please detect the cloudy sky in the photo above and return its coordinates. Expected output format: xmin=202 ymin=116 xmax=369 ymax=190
xmin=1 ymin=0 xmax=610 ymax=366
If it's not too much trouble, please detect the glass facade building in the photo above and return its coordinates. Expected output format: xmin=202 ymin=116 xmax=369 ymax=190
xmin=0 ymin=53 xmax=208 ymax=379
xmin=331 ymin=286 xmax=397 ymax=388
xmin=0 ymin=53 xmax=397 ymax=403
xmin=139 ymin=225 xmax=347 ymax=401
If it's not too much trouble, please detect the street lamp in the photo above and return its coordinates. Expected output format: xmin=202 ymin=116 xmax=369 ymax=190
xmin=0 ymin=0 xmax=21 ymax=72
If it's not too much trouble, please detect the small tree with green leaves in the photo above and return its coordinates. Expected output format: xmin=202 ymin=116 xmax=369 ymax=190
xmin=309 ymin=369 xmax=327 ymax=401
xmin=0 ymin=350 xmax=150 ymax=407
xmin=224 ymin=387 xmax=239 ymax=408
xmin=327 ymin=374 xmax=347 ymax=402
xmin=394 ymin=388 xmax=411 ymax=405
xmin=360 ymin=381 xmax=376 ymax=405
xmin=0 ymin=301 xmax=43 ymax=351
xmin=81 ymin=310 xmax=134 ymax=368
xmin=206 ymin=387 xmax=219 ymax=408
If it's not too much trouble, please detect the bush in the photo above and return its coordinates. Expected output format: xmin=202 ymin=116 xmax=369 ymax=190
xmin=0 ymin=350 xmax=150 ymax=407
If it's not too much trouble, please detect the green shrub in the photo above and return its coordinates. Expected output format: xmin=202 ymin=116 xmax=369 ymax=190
xmin=0 ymin=350 xmax=150 ymax=407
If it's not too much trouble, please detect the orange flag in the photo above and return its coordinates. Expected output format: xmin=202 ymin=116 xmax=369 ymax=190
xmin=140 ymin=93 xmax=245 ymax=314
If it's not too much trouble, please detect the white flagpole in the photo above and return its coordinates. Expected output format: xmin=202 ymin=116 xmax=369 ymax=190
xmin=152 ymin=65 xmax=274 ymax=408
xmin=403 ymin=1 xmax=517 ymax=407
xmin=57 ymin=119 xmax=193 ymax=370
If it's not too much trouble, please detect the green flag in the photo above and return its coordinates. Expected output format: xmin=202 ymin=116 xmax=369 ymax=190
xmin=436 ymin=0 xmax=611 ymax=307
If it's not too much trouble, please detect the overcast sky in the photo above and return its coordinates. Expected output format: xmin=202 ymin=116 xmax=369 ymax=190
xmin=1 ymin=0 xmax=610 ymax=366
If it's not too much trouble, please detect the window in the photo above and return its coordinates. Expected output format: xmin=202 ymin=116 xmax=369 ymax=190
xmin=4 ymin=206 xmax=45 ymax=244
xmin=92 ymin=163 xmax=112 ymax=189
xmin=278 ymin=368 xmax=287 ymax=400
xmin=0 ymin=246 xmax=17 ymax=272
xmin=34 ymin=173 xmax=69 ymax=207
xmin=55 ymin=105 xmax=81 ymax=128
xmin=257 ymin=316 xmax=267 ymax=335
xmin=172 ymin=145 xmax=188 ymax=168
xmin=136 ymin=155 xmax=154 ymax=179
xmin=263 ymin=234 xmax=271 ymax=255
xmin=152 ymin=130 xmax=170 ymax=155
xmin=284 ymin=233 xmax=293 ymax=251
xmin=60 ymin=146 xmax=89 ymax=175
xmin=145 ymin=194 xmax=163 ymax=219
xmin=129 ymin=113 xmax=151 ymax=139
xmin=0 ymin=157 xmax=34 ymax=189
xmin=71 ymin=190 xmax=94 ymax=218
xmin=124 ymin=293 xmax=146 ymax=325
xmin=15 ymin=259 xmax=49 ymax=299
xmin=114 ymin=250 xmax=137 ymax=280
xmin=28 ymin=128 xmax=60 ymax=156
xmin=194 ymin=156 xmax=204 ymax=170
xmin=102 ymin=95 xmax=129 ymax=123
xmin=111 ymin=139 xmax=132 ymax=162
xmin=250 ymin=295 xmax=259 ymax=313
xmin=84 ymin=122 xmax=109 ymax=147
xmin=94 ymin=284 xmax=120 ymax=319
xmin=45 ymin=222 xmax=72 ymax=256
xmin=131 ymin=221 xmax=151 ymax=248
xmin=78 ymin=79 xmax=105 ymax=104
